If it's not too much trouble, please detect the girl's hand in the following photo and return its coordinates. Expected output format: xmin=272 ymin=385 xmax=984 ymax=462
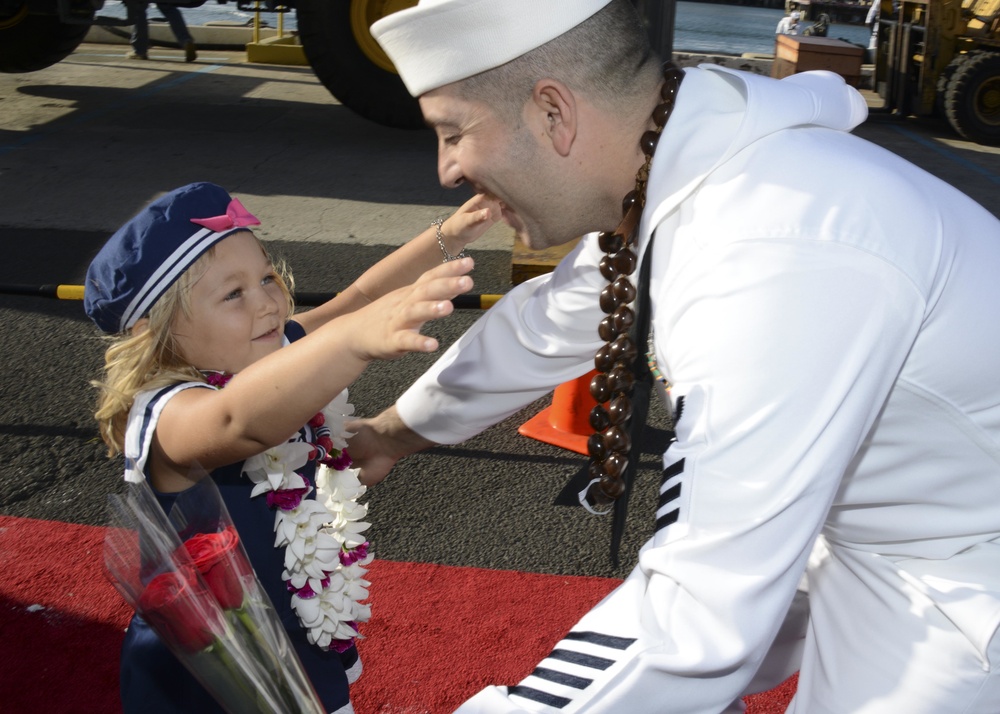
xmin=350 ymin=256 xmax=475 ymax=361
xmin=439 ymin=193 xmax=502 ymax=254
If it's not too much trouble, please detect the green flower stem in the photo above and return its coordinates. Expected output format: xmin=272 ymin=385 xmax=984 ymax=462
xmin=228 ymin=603 xmax=309 ymax=712
xmin=199 ymin=637 xmax=272 ymax=713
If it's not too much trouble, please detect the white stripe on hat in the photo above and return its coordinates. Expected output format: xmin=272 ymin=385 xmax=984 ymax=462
xmin=119 ymin=226 xmax=224 ymax=331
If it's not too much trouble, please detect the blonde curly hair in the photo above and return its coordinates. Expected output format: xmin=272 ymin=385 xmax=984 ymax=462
xmin=92 ymin=238 xmax=295 ymax=456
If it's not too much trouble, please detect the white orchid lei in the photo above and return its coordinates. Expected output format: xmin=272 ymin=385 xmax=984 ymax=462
xmin=206 ymin=373 xmax=373 ymax=653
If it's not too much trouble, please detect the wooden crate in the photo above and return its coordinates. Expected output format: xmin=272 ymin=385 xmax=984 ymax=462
xmin=511 ymin=236 xmax=581 ymax=285
xmin=771 ymin=35 xmax=864 ymax=87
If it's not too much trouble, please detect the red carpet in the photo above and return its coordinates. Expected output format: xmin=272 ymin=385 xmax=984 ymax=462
xmin=0 ymin=515 xmax=795 ymax=712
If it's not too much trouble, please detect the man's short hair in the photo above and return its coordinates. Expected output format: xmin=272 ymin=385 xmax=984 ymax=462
xmin=456 ymin=0 xmax=662 ymax=125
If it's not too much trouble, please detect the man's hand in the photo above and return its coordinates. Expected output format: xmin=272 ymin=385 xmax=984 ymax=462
xmin=347 ymin=405 xmax=436 ymax=486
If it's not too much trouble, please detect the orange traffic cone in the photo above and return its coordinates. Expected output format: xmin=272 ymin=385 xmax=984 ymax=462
xmin=518 ymin=370 xmax=598 ymax=455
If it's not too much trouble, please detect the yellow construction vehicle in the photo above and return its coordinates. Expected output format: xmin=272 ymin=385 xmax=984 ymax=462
xmin=872 ymin=0 xmax=1000 ymax=144
xmin=0 ymin=0 xmax=426 ymax=129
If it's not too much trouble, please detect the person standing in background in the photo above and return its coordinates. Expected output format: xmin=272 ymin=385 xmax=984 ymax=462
xmin=776 ymin=9 xmax=801 ymax=35
xmin=866 ymin=1 xmax=881 ymax=49
xmin=125 ymin=0 xmax=198 ymax=62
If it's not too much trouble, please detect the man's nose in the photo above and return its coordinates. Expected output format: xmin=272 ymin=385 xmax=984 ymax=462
xmin=437 ymin=153 xmax=465 ymax=189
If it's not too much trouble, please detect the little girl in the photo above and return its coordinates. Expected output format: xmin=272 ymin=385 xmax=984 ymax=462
xmin=85 ymin=181 xmax=499 ymax=714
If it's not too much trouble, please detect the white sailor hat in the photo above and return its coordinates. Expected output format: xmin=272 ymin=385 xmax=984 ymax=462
xmin=370 ymin=0 xmax=614 ymax=97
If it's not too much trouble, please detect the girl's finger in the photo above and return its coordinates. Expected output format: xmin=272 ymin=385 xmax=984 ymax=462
xmin=411 ymin=271 xmax=474 ymax=301
xmin=418 ymin=256 xmax=474 ymax=282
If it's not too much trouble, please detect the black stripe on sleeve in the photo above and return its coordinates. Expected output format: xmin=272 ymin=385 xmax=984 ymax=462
xmin=656 ymin=508 xmax=680 ymax=531
xmin=548 ymin=649 xmax=615 ymax=670
xmin=563 ymin=631 xmax=637 ymax=650
xmin=508 ymin=686 xmax=571 ymax=708
xmin=530 ymin=667 xmax=591 ymax=690
xmin=662 ymin=458 xmax=685 ymax=480
xmin=658 ymin=482 xmax=681 ymax=511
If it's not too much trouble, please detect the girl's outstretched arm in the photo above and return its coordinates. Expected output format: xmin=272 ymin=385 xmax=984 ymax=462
xmin=150 ymin=258 xmax=475 ymax=491
xmin=296 ymin=193 xmax=499 ymax=333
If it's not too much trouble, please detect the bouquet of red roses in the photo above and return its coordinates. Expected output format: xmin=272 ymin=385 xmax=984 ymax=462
xmin=105 ymin=475 xmax=325 ymax=714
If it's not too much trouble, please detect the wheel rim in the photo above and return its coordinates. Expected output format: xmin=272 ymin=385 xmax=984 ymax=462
xmin=0 ymin=3 xmax=29 ymax=30
xmin=349 ymin=0 xmax=418 ymax=74
xmin=973 ymin=75 xmax=1000 ymax=127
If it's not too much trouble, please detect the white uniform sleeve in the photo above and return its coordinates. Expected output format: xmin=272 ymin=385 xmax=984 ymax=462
xmin=396 ymin=234 xmax=608 ymax=444
xmin=453 ymin=239 xmax=924 ymax=713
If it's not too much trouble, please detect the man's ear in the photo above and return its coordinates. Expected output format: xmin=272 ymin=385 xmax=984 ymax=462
xmin=531 ymin=78 xmax=577 ymax=157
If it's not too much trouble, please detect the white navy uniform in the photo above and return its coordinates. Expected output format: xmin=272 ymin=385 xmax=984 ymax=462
xmin=395 ymin=66 xmax=1000 ymax=712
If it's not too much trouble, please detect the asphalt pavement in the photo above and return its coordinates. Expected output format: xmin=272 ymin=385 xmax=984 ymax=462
xmin=1 ymin=43 xmax=998 ymax=581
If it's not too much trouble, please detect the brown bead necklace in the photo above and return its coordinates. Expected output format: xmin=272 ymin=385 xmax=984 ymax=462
xmin=585 ymin=61 xmax=684 ymax=510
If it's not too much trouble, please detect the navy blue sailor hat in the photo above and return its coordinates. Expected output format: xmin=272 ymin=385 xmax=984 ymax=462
xmin=84 ymin=182 xmax=260 ymax=334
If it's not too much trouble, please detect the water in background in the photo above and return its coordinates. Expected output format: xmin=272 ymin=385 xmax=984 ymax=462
xmin=673 ymin=1 xmax=871 ymax=55
xmin=100 ymin=0 xmax=871 ymax=56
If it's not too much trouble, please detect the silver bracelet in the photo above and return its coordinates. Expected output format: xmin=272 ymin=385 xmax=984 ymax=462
xmin=431 ymin=217 xmax=468 ymax=262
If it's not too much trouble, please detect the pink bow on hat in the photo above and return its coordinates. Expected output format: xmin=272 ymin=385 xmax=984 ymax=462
xmin=190 ymin=197 xmax=261 ymax=232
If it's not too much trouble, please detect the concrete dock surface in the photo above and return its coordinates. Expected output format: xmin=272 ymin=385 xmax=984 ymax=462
xmin=1 ymin=43 xmax=998 ymax=579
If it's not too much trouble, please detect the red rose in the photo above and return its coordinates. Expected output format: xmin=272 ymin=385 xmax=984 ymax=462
xmin=138 ymin=568 xmax=220 ymax=652
xmin=183 ymin=526 xmax=251 ymax=610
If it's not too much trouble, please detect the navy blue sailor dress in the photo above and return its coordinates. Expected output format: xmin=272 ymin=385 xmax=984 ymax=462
xmin=118 ymin=321 xmax=360 ymax=714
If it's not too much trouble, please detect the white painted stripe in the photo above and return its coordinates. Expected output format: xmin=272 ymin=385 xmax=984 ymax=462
xmin=120 ymin=226 xmax=222 ymax=330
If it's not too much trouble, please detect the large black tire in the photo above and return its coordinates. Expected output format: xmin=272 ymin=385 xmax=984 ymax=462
xmin=935 ymin=54 xmax=965 ymax=116
xmin=944 ymin=51 xmax=1000 ymax=146
xmin=0 ymin=3 xmax=93 ymax=73
xmin=296 ymin=0 xmax=424 ymax=130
